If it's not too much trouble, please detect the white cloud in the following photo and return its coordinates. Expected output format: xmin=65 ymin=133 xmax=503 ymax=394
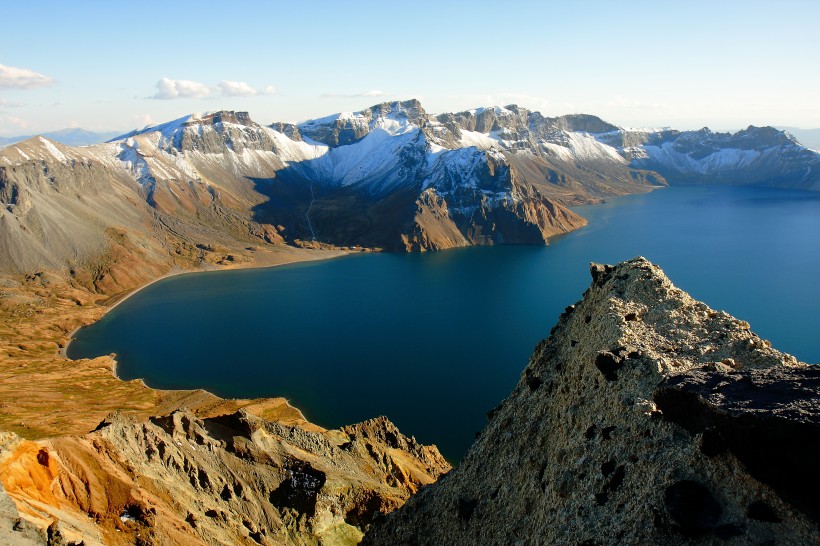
xmin=218 ymin=80 xmax=258 ymax=97
xmin=0 ymin=64 xmax=54 ymax=89
xmin=152 ymin=77 xmax=211 ymax=100
xmin=150 ymin=78 xmax=276 ymax=99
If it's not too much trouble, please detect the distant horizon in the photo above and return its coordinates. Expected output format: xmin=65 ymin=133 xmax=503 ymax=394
xmin=2 ymin=99 xmax=819 ymax=142
xmin=2 ymin=1 xmax=818 ymax=136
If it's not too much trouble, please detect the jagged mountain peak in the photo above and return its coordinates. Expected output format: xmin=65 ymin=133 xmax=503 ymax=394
xmin=195 ymin=110 xmax=255 ymax=126
xmin=298 ymin=99 xmax=426 ymax=147
xmin=434 ymin=106 xmax=621 ymax=141
xmin=471 ymin=104 xmax=531 ymax=118
xmin=549 ymin=113 xmax=620 ymax=134
xmin=437 ymin=105 xmax=530 ymax=135
xmin=111 ymin=110 xmax=286 ymax=157
xmin=734 ymin=125 xmax=798 ymax=147
xmin=302 ymin=99 xmax=424 ymax=124
xmin=113 ymin=110 xmax=261 ymax=143
xmin=663 ymin=124 xmax=803 ymax=151
xmin=615 ymin=123 xmax=820 ymax=189
xmin=368 ymin=98 xmax=426 ymax=119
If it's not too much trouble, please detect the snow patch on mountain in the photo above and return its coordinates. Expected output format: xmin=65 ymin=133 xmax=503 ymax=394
xmin=116 ymin=138 xmax=156 ymax=192
xmin=458 ymin=129 xmax=501 ymax=151
xmin=117 ymin=114 xmax=194 ymax=143
xmin=423 ymin=147 xmax=486 ymax=191
xmin=543 ymin=132 xmax=627 ymax=163
xmin=264 ymin=127 xmax=328 ymax=163
xmin=39 ymin=137 xmax=67 ymax=163
xmin=331 ymin=128 xmax=419 ymax=187
xmin=642 ymin=143 xmax=762 ymax=174
xmin=469 ymin=106 xmax=516 ymax=117
xmin=371 ymin=114 xmax=416 ymax=137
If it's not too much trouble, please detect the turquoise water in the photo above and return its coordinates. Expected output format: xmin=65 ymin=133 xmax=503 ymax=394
xmin=68 ymin=186 xmax=820 ymax=461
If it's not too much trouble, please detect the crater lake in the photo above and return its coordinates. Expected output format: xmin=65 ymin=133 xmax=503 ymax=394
xmin=67 ymin=185 xmax=820 ymax=461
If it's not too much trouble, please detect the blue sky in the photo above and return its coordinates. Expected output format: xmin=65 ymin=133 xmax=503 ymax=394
xmin=1 ymin=0 xmax=818 ymax=135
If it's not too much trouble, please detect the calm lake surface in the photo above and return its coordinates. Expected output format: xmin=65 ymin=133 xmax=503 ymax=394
xmin=68 ymin=185 xmax=820 ymax=461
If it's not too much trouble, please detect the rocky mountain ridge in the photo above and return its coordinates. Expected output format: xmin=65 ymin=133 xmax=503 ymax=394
xmin=363 ymin=258 xmax=819 ymax=545
xmin=3 ymin=99 xmax=817 ymax=279
xmin=608 ymin=125 xmax=820 ymax=188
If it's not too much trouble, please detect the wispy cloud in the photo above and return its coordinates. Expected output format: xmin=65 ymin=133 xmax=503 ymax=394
xmin=263 ymin=85 xmax=278 ymax=95
xmin=321 ymin=90 xmax=388 ymax=99
xmin=445 ymin=93 xmax=557 ymax=114
xmin=152 ymin=77 xmax=211 ymax=100
xmin=602 ymin=96 xmax=664 ymax=112
xmin=0 ymin=115 xmax=32 ymax=131
xmin=0 ymin=64 xmax=54 ymax=89
xmin=0 ymin=98 xmax=24 ymax=108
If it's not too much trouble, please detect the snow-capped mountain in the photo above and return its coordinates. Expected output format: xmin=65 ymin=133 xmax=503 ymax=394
xmin=602 ymin=126 xmax=819 ymax=189
xmin=777 ymin=127 xmax=820 ymax=152
xmin=100 ymin=100 xmax=650 ymax=251
xmin=1 ymin=100 xmax=816 ymax=277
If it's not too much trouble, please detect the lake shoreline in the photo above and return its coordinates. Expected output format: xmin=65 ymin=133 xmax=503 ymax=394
xmin=59 ymin=185 xmax=670 ymax=361
xmin=61 ymin=248 xmax=353 ymax=359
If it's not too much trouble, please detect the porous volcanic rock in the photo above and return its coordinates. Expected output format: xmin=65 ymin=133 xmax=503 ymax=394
xmin=363 ymin=257 xmax=819 ymax=545
xmin=1 ymin=410 xmax=449 ymax=545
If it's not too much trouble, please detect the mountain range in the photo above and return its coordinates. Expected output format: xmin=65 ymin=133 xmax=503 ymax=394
xmin=1 ymin=99 xmax=818 ymax=283
xmin=0 ymin=128 xmax=121 ymax=148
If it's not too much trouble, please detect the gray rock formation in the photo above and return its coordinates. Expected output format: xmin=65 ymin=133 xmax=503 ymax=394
xmin=655 ymin=365 xmax=820 ymax=525
xmin=363 ymin=258 xmax=819 ymax=545
xmin=1 ymin=409 xmax=449 ymax=545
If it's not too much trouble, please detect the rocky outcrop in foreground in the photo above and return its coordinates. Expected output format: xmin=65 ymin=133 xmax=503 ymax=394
xmin=0 ymin=409 xmax=449 ymax=545
xmin=364 ymin=258 xmax=819 ymax=545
